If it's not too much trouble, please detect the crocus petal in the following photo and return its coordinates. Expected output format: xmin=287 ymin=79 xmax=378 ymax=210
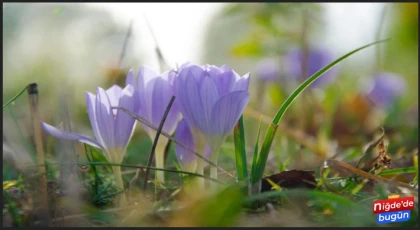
xmin=184 ymin=71 xmax=207 ymax=131
xmin=96 ymin=87 xmax=115 ymax=150
xmin=174 ymin=69 xmax=205 ymax=131
xmin=42 ymin=122 xmax=103 ymax=150
xmin=212 ymin=69 xmax=236 ymax=96
xmin=183 ymin=64 xmax=206 ymax=86
xmin=138 ymin=65 xmax=158 ymax=91
xmin=114 ymin=84 xmax=137 ymax=152
xmin=144 ymin=77 xmax=158 ymax=125
xmin=106 ymin=85 xmax=123 ymax=114
xmin=206 ymin=65 xmax=223 ymax=79
xmin=175 ymin=119 xmax=197 ymax=172
xmin=151 ymin=77 xmax=179 ymax=135
xmin=86 ymin=92 xmax=105 ymax=147
xmin=199 ymin=77 xmax=219 ymax=133
xmin=232 ymin=73 xmax=251 ymax=92
xmin=126 ymin=69 xmax=135 ymax=87
xmin=209 ymin=91 xmax=250 ymax=136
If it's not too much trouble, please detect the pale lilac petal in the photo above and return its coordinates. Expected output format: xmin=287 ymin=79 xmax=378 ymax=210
xmin=174 ymin=68 xmax=205 ymax=131
xmin=106 ymin=85 xmax=123 ymax=115
xmin=174 ymin=119 xmax=211 ymax=171
xmin=136 ymin=78 xmax=149 ymax=123
xmin=209 ymin=91 xmax=250 ymax=136
xmin=206 ymin=65 xmax=223 ymax=79
xmin=232 ymin=73 xmax=250 ymax=92
xmin=126 ymin=69 xmax=135 ymax=87
xmin=150 ymin=77 xmax=169 ymax=127
xmin=178 ymin=62 xmax=193 ymax=70
xmin=167 ymin=70 xmax=177 ymax=86
xmin=184 ymin=71 xmax=207 ymax=131
xmin=114 ymin=84 xmax=137 ymax=150
xmin=151 ymin=77 xmax=179 ymax=135
xmin=212 ymin=69 xmax=236 ymax=96
xmin=42 ymin=122 xmax=103 ymax=150
xmin=136 ymin=68 xmax=158 ymax=136
xmin=174 ymin=71 xmax=195 ymax=129
xmin=199 ymin=77 xmax=219 ymax=133
xmin=96 ymin=87 xmax=115 ymax=150
xmin=219 ymin=65 xmax=232 ymax=73
xmin=175 ymin=119 xmax=196 ymax=171
xmin=85 ymin=92 xmax=105 ymax=147
xmin=144 ymin=77 xmax=158 ymax=123
xmin=186 ymin=64 xmax=206 ymax=86
xmin=138 ymin=65 xmax=158 ymax=91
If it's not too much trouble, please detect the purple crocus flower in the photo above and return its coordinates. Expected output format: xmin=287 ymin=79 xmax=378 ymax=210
xmin=364 ymin=72 xmax=406 ymax=109
xmin=175 ymin=119 xmax=211 ymax=173
xmin=174 ymin=62 xmax=250 ymax=184
xmin=42 ymin=83 xmax=137 ymax=161
xmin=256 ymin=58 xmax=280 ymax=82
xmin=284 ymin=47 xmax=338 ymax=88
xmin=128 ymin=65 xmax=181 ymax=183
xmin=42 ymin=72 xmax=138 ymax=192
xmin=174 ymin=62 xmax=250 ymax=150
xmin=132 ymin=65 xmax=180 ymax=139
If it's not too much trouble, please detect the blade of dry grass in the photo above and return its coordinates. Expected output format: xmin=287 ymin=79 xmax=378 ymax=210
xmin=27 ymin=83 xmax=51 ymax=226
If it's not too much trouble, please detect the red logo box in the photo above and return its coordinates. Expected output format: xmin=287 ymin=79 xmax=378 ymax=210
xmin=373 ymin=196 xmax=415 ymax=214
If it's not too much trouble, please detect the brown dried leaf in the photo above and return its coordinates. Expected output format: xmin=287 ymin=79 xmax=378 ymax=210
xmin=260 ymin=170 xmax=317 ymax=192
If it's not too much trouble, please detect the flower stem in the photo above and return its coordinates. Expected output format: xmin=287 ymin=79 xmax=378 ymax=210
xmin=195 ymin=137 xmax=206 ymax=190
xmin=210 ymin=149 xmax=220 ymax=190
xmin=155 ymin=136 xmax=169 ymax=183
xmin=112 ymin=165 xmax=126 ymax=207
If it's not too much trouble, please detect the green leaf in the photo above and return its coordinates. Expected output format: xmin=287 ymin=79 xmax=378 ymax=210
xmin=252 ymin=39 xmax=390 ymax=186
xmin=250 ymin=116 xmax=264 ymax=185
xmin=85 ymin=145 xmax=113 ymax=173
xmin=279 ymin=156 xmax=290 ymax=172
xmin=233 ymin=115 xmax=248 ymax=183
xmin=378 ymin=166 xmax=417 ymax=176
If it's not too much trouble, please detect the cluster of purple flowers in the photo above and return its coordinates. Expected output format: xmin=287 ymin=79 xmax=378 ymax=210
xmin=41 ymin=52 xmax=406 ymax=193
xmin=42 ymin=62 xmax=250 ymax=189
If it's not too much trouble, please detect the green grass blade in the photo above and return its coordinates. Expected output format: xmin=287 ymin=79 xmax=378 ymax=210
xmin=250 ymin=116 xmax=263 ymax=184
xmin=413 ymin=155 xmax=418 ymax=184
xmin=378 ymin=167 xmax=417 ymax=176
xmin=252 ymin=124 xmax=277 ymax=184
xmin=252 ymin=39 xmax=389 ymax=186
xmin=3 ymin=86 xmax=28 ymax=109
xmin=233 ymin=115 xmax=248 ymax=182
xmin=272 ymin=39 xmax=389 ymax=125
xmin=28 ymin=161 xmax=224 ymax=184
